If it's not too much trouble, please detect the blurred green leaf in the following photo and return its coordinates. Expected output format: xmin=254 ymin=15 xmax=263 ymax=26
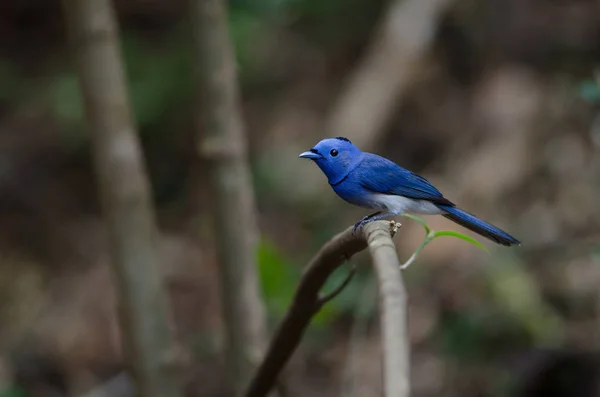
xmin=578 ymin=80 xmax=600 ymax=103
xmin=121 ymin=32 xmax=194 ymax=131
xmin=432 ymin=230 xmax=488 ymax=253
xmin=256 ymin=237 xmax=364 ymax=328
xmin=51 ymin=28 xmax=195 ymax=147
xmin=52 ymin=73 xmax=83 ymax=125
xmin=228 ymin=8 xmax=268 ymax=83
xmin=0 ymin=386 xmax=28 ymax=397
xmin=485 ymin=261 xmax=563 ymax=346
xmin=592 ymin=246 xmax=600 ymax=263
xmin=256 ymin=238 xmax=300 ymax=318
xmin=439 ymin=309 xmax=488 ymax=361
xmin=50 ymin=72 xmax=89 ymax=151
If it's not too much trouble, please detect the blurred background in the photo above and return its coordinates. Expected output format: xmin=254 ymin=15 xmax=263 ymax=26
xmin=1 ymin=0 xmax=600 ymax=396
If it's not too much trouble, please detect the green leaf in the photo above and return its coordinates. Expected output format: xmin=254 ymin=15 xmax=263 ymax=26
xmin=400 ymin=213 xmax=430 ymax=234
xmin=432 ymin=230 xmax=488 ymax=253
xmin=256 ymin=239 xmax=300 ymax=317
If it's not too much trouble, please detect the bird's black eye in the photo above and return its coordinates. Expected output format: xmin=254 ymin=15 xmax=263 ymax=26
xmin=330 ymin=149 xmax=338 ymax=157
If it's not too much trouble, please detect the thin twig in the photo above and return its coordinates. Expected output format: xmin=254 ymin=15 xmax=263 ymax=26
xmin=400 ymin=234 xmax=434 ymax=270
xmin=316 ymin=259 xmax=357 ymax=309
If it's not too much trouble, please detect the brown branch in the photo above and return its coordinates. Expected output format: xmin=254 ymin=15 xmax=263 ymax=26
xmin=61 ymin=1 xmax=183 ymax=397
xmin=245 ymin=221 xmax=409 ymax=397
xmin=366 ymin=223 xmax=410 ymax=397
xmin=245 ymin=226 xmax=365 ymax=397
xmin=191 ymin=0 xmax=269 ymax=395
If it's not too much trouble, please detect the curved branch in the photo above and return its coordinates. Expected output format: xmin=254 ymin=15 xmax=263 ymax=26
xmin=245 ymin=221 xmax=409 ymax=397
xmin=244 ymin=226 xmax=366 ymax=397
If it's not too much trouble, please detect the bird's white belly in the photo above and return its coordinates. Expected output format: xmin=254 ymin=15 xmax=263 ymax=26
xmin=368 ymin=193 xmax=443 ymax=215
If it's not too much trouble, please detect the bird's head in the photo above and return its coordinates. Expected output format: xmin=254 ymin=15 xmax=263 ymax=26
xmin=299 ymin=137 xmax=363 ymax=184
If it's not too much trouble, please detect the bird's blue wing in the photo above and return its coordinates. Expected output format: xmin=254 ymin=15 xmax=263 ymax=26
xmin=355 ymin=153 xmax=454 ymax=205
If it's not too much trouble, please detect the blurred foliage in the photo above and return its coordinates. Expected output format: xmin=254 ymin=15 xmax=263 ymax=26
xmin=438 ymin=258 xmax=564 ymax=364
xmin=0 ymin=386 xmax=27 ymax=397
xmin=48 ymin=0 xmax=383 ymax=145
xmin=256 ymin=238 xmax=300 ymax=319
xmin=440 ymin=307 xmax=511 ymax=362
xmin=578 ymin=78 xmax=600 ymax=104
xmin=233 ymin=0 xmax=384 ymax=46
xmin=486 ymin=258 xmax=563 ymax=346
xmin=0 ymin=61 xmax=26 ymax=105
xmin=1 ymin=0 xmax=600 ymax=395
xmin=256 ymin=237 xmax=372 ymax=328
xmin=51 ymin=27 xmax=195 ymax=143
xmin=593 ymin=246 xmax=600 ymax=263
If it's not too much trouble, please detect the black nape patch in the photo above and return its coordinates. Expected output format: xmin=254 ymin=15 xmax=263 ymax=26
xmin=335 ymin=136 xmax=351 ymax=143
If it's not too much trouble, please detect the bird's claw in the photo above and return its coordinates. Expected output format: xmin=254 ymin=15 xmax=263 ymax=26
xmin=352 ymin=216 xmax=371 ymax=236
xmin=353 ymin=217 xmax=401 ymax=237
xmin=351 ymin=221 xmax=363 ymax=236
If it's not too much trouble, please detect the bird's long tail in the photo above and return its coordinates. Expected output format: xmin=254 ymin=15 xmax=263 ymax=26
xmin=436 ymin=205 xmax=521 ymax=246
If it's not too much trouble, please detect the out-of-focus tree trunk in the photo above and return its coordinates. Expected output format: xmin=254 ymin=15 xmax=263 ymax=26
xmin=61 ymin=1 xmax=183 ymax=397
xmin=191 ymin=0 xmax=269 ymax=395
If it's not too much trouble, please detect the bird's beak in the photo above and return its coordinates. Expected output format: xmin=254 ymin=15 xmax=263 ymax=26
xmin=299 ymin=150 xmax=323 ymax=160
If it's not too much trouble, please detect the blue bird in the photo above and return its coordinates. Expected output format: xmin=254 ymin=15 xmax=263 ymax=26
xmin=299 ymin=137 xmax=521 ymax=246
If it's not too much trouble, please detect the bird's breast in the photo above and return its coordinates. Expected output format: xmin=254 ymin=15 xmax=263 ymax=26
xmin=330 ymin=181 xmax=376 ymax=208
xmin=366 ymin=193 xmax=444 ymax=215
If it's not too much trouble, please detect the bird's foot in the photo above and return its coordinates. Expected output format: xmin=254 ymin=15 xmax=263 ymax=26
xmin=352 ymin=218 xmax=370 ymax=236
xmin=352 ymin=211 xmax=384 ymax=236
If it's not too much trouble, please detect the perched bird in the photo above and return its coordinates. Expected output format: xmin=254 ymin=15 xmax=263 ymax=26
xmin=299 ymin=137 xmax=520 ymax=246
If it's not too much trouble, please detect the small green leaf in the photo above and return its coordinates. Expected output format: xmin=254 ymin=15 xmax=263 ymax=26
xmin=400 ymin=213 xmax=430 ymax=234
xmin=432 ymin=230 xmax=489 ymax=253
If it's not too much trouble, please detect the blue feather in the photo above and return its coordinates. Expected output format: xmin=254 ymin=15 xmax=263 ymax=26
xmin=299 ymin=137 xmax=521 ymax=247
xmin=438 ymin=205 xmax=521 ymax=246
xmin=356 ymin=154 xmax=453 ymax=205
